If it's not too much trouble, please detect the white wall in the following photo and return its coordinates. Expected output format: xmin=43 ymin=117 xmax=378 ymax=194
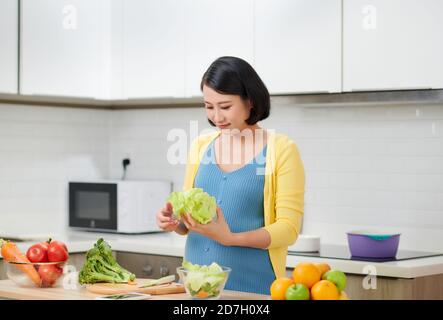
xmin=261 ymin=102 xmax=443 ymax=252
xmin=0 ymin=104 xmax=110 ymax=234
xmin=108 ymin=107 xmax=213 ymax=189
xmin=1 ymin=102 xmax=442 ymax=252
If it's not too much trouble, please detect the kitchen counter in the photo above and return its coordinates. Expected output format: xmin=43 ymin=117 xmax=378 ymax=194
xmin=0 ymin=230 xmax=187 ymax=257
xmin=0 ymin=279 xmax=269 ymax=300
xmin=286 ymin=254 xmax=443 ymax=279
xmin=1 ymin=230 xmax=443 ymax=279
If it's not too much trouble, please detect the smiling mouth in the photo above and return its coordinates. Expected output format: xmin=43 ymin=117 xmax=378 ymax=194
xmin=217 ymin=123 xmax=230 ymax=128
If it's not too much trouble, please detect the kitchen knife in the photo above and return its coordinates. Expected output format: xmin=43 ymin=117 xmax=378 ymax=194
xmin=138 ymin=275 xmax=176 ymax=288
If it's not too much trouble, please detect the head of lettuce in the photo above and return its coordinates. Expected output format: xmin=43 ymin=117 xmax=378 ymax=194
xmin=167 ymin=188 xmax=216 ymax=224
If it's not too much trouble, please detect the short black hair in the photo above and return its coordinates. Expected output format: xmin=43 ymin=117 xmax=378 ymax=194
xmin=200 ymin=56 xmax=270 ymax=126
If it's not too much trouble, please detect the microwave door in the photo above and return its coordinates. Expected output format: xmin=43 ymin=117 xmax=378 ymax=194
xmin=69 ymin=183 xmax=117 ymax=231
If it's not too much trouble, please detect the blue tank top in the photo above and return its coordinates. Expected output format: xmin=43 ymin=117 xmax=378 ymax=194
xmin=184 ymin=139 xmax=275 ymax=295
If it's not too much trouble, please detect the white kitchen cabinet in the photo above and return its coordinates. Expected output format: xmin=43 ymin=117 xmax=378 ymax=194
xmin=0 ymin=0 xmax=18 ymax=94
xmin=254 ymin=0 xmax=342 ymax=94
xmin=184 ymin=0 xmax=254 ymax=97
xmin=122 ymin=0 xmax=185 ymax=99
xmin=343 ymin=0 xmax=443 ymax=91
xmin=20 ymin=0 xmax=109 ymax=98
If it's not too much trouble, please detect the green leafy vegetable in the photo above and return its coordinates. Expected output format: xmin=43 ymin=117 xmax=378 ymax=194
xmin=78 ymin=238 xmax=135 ymax=285
xmin=181 ymin=260 xmax=228 ymax=298
xmin=167 ymin=188 xmax=216 ymax=224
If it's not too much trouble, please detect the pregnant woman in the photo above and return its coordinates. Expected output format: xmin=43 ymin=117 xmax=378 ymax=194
xmin=157 ymin=56 xmax=305 ymax=294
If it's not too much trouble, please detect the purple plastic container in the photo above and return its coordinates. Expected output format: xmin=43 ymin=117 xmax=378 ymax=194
xmin=346 ymin=231 xmax=401 ymax=258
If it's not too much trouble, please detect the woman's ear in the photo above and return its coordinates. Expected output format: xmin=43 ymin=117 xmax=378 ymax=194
xmin=245 ymin=100 xmax=254 ymax=124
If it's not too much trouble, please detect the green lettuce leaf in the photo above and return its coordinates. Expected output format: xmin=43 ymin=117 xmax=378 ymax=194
xmin=167 ymin=188 xmax=216 ymax=224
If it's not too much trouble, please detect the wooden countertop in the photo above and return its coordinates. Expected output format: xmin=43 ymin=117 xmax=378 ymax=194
xmin=0 ymin=280 xmax=270 ymax=300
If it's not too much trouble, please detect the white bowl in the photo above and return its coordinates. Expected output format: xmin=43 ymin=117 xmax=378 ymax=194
xmin=288 ymin=234 xmax=321 ymax=252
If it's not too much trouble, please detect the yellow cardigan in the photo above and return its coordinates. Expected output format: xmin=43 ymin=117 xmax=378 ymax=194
xmin=182 ymin=130 xmax=305 ymax=278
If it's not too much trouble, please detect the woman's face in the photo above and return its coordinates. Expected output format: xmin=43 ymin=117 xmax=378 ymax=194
xmin=203 ymin=85 xmax=252 ymax=131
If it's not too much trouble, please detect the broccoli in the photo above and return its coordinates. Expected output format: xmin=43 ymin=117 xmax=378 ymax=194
xmin=78 ymin=238 xmax=136 ymax=285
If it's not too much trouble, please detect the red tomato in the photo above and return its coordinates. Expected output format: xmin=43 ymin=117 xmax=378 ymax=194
xmin=26 ymin=243 xmax=49 ymax=263
xmin=38 ymin=264 xmax=63 ymax=287
xmin=47 ymin=241 xmax=69 ymax=262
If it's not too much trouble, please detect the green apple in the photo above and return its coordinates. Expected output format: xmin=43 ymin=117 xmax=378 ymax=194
xmin=322 ymin=270 xmax=347 ymax=291
xmin=285 ymin=283 xmax=310 ymax=300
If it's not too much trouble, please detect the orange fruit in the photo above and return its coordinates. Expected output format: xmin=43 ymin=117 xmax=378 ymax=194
xmin=292 ymin=262 xmax=321 ymax=289
xmin=315 ymin=263 xmax=331 ymax=277
xmin=270 ymin=277 xmax=294 ymax=300
xmin=310 ymin=280 xmax=340 ymax=300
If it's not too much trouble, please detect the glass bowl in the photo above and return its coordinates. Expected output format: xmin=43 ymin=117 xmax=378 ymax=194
xmin=177 ymin=266 xmax=231 ymax=300
xmin=6 ymin=261 xmax=66 ymax=288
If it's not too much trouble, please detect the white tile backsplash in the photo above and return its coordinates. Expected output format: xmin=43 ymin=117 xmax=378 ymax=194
xmin=263 ymin=104 xmax=443 ymax=251
xmin=1 ymin=102 xmax=442 ymax=252
xmin=0 ymin=104 xmax=110 ymax=234
xmin=108 ymin=107 xmax=212 ymax=191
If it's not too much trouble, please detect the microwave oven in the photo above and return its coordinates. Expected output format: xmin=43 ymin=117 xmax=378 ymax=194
xmin=69 ymin=180 xmax=171 ymax=234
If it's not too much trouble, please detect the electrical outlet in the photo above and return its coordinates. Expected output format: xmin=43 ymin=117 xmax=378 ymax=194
xmin=122 ymin=158 xmax=131 ymax=167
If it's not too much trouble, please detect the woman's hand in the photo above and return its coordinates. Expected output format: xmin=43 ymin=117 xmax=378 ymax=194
xmin=156 ymin=202 xmax=180 ymax=232
xmin=182 ymin=207 xmax=234 ymax=246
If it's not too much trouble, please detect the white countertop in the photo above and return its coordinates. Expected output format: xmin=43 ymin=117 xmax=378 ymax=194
xmin=1 ymin=230 xmax=187 ymax=258
xmin=1 ymin=230 xmax=443 ymax=279
xmin=286 ymin=254 xmax=443 ymax=279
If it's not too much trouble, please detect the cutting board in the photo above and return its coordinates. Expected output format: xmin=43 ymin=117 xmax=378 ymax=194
xmin=85 ymin=278 xmax=185 ymax=295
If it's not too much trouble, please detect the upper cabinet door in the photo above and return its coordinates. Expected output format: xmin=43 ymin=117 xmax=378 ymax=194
xmin=122 ymin=0 xmax=185 ymax=99
xmin=184 ymin=0 xmax=254 ymax=97
xmin=254 ymin=0 xmax=342 ymax=94
xmin=0 ymin=0 xmax=18 ymax=94
xmin=343 ymin=0 xmax=443 ymax=91
xmin=20 ymin=0 xmax=107 ymax=98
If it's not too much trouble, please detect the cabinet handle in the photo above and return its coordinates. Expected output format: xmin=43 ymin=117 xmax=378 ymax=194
xmin=159 ymin=266 xmax=169 ymax=277
xmin=142 ymin=265 xmax=153 ymax=276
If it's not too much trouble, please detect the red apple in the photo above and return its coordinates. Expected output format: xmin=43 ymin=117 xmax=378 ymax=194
xmin=47 ymin=241 xmax=69 ymax=262
xmin=38 ymin=264 xmax=63 ymax=287
xmin=26 ymin=243 xmax=49 ymax=263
